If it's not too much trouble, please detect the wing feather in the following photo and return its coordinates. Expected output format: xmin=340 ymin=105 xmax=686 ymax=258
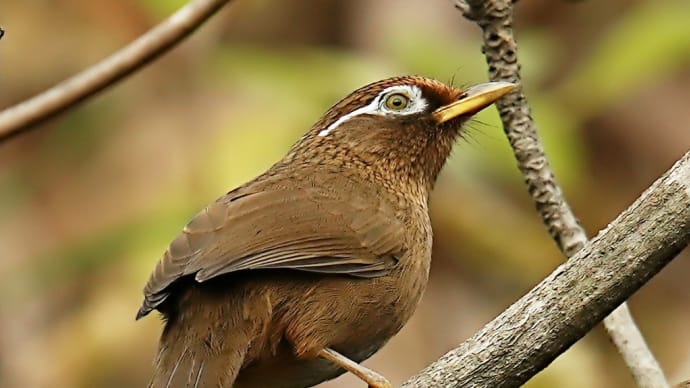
xmin=137 ymin=179 xmax=406 ymax=318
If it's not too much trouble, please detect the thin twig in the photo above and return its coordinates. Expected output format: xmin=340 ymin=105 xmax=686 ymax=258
xmin=0 ymin=0 xmax=234 ymax=142
xmin=453 ymin=0 xmax=669 ymax=386
xmin=404 ymin=151 xmax=690 ymax=387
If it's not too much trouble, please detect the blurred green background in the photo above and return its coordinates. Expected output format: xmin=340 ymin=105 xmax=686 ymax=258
xmin=1 ymin=0 xmax=689 ymax=387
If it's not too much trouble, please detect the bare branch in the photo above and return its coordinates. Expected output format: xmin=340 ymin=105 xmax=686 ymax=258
xmin=0 ymin=0 xmax=234 ymax=142
xmin=456 ymin=0 xmax=669 ymax=385
xmin=605 ymin=304 xmax=671 ymax=387
xmin=404 ymin=151 xmax=690 ymax=387
xmin=464 ymin=0 xmax=585 ymax=255
xmin=451 ymin=0 xmax=475 ymax=20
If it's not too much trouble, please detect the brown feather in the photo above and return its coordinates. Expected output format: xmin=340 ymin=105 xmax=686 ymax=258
xmin=139 ymin=75 xmax=477 ymax=387
xmin=137 ymin=173 xmax=406 ymax=319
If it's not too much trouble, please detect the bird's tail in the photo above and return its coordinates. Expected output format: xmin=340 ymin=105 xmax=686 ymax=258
xmin=148 ymin=318 xmax=253 ymax=388
xmin=147 ymin=286 xmax=261 ymax=388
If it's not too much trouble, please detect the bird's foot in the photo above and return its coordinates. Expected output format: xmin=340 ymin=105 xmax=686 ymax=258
xmin=364 ymin=371 xmax=392 ymax=388
xmin=368 ymin=378 xmax=392 ymax=388
xmin=318 ymin=348 xmax=392 ymax=388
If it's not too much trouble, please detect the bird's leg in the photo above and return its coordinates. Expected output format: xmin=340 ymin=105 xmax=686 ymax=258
xmin=317 ymin=348 xmax=392 ymax=388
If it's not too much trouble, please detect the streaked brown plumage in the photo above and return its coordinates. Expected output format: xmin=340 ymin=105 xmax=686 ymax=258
xmin=136 ymin=76 xmax=515 ymax=387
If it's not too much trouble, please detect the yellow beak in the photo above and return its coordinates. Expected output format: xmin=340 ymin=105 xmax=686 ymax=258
xmin=433 ymin=81 xmax=517 ymax=124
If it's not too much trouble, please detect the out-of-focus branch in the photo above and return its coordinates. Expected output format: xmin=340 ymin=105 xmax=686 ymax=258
xmin=403 ymin=151 xmax=690 ymax=387
xmin=451 ymin=0 xmax=669 ymax=386
xmin=459 ymin=0 xmax=586 ymax=256
xmin=0 ymin=0 xmax=234 ymax=142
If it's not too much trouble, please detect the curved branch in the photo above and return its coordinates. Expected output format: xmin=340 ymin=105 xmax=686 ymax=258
xmin=0 ymin=0 xmax=234 ymax=142
xmin=454 ymin=0 xmax=668 ymax=385
xmin=404 ymin=151 xmax=690 ymax=387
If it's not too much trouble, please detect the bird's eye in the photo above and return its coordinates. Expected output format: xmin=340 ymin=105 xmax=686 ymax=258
xmin=384 ymin=93 xmax=410 ymax=111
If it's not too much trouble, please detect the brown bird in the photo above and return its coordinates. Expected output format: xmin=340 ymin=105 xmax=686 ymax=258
xmin=136 ymin=76 xmax=515 ymax=388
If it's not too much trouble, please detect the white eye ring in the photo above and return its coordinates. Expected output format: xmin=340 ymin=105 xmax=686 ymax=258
xmin=377 ymin=85 xmax=426 ymax=115
xmin=382 ymin=92 xmax=411 ymax=112
xmin=318 ymin=85 xmax=428 ymax=137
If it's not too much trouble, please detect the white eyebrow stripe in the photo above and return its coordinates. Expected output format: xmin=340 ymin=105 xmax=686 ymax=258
xmin=317 ymin=85 xmax=427 ymax=137
xmin=318 ymin=103 xmax=383 ymax=137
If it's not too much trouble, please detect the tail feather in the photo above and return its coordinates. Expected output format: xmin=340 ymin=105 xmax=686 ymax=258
xmin=146 ymin=278 xmax=273 ymax=387
xmin=192 ymin=362 xmax=205 ymax=388
xmin=147 ymin=296 xmax=257 ymax=388
xmin=148 ymin=324 xmax=250 ymax=388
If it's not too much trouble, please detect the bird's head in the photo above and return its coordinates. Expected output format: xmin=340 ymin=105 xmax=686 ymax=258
xmin=287 ymin=76 xmax=515 ymax=192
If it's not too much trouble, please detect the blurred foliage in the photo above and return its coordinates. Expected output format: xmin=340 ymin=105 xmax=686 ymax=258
xmin=1 ymin=0 xmax=689 ymax=387
xmin=559 ymin=0 xmax=690 ymax=116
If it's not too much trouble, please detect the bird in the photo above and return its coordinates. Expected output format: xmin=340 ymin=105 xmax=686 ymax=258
xmin=136 ymin=75 xmax=515 ymax=388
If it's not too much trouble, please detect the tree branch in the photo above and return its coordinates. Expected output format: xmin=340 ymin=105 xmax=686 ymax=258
xmin=0 ymin=0 xmax=234 ymax=143
xmin=404 ymin=151 xmax=690 ymax=387
xmin=452 ymin=0 xmax=669 ymax=386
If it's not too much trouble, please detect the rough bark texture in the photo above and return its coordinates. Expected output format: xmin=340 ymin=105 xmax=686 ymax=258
xmin=403 ymin=151 xmax=690 ymax=387
xmin=463 ymin=0 xmax=586 ymax=256
xmin=453 ymin=0 xmax=669 ymax=386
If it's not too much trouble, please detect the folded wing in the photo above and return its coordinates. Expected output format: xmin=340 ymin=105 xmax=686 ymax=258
xmin=137 ymin=182 xmax=406 ymax=318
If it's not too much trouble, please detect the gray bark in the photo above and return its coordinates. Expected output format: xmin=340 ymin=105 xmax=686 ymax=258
xmin=403 ymin=151 xmax=690 ymax=387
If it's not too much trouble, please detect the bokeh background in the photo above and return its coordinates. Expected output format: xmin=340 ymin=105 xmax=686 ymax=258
xmin=1 ymin=0 xmax=690 ymax=387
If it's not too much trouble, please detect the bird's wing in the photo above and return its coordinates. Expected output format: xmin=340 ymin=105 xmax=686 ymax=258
xmin=137 ymin=183 xmax=406 ymax=317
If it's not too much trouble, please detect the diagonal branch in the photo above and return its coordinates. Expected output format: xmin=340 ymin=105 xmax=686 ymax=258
xmin=452 ymin=0 xmax=668 ymax=386
xmin=0 ymin=0 xmax=235 ymax=143
xmin=403 ymin=151 xmax=690 ymax=387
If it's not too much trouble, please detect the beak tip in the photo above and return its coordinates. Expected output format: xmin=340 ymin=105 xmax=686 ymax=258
xmin=433 ymin=80 xmax=518 ymax=123
xmin=467 ymin=81 xmax=518 ymax=96
xmin=493 ymin=81 xmax=518 ymax=88
xmin=496 ymin=81 xmax=518 ymax=94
